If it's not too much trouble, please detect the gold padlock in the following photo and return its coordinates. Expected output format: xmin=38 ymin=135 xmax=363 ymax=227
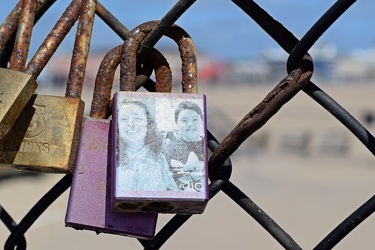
xmin=0 ymin=94 xmax=84 ymax=173
xmin=0 ymin=68 xmax=37 ymax=139
xmin=0 ymin=0 xmax=38 ymax=139
xmin=0 ymin=0 xmax=94 ymax=173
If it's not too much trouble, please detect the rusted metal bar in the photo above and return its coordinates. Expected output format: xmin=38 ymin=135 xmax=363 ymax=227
xmin=89 ymin=45 xmax=122 ymax=118
xmin=24 ymin=0 xmax=82 ymax=79
xmin=66 ymin=0 xmax=97 ymax=99
xmin=208 ymin=55 xmax=313 ymax=179
xmin=9 ymin=0 xmax=36 ymax=71
xmin=167 ymin=25 xmax=197 ymax=93
xmin=90 ymin=44 xmax=169 ymax=119
xmin=0 ymin=1 xmax=22 ymax=52
xmin=95 ymin=2 xmax=161 ymax=92
xmin=96 ymin=1 xmax=197 ymax=91
xmin=120 ymin=21 xmax=197 ymax=93
xmin=0 ymin=0 xmax=56 ymax=67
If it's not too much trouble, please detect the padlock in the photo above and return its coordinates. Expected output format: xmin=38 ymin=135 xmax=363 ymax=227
xmin=65 ymin=45 xmax=170 ymax=238
xmin=0 ymin=68 xmax=37 ymax=139
xmin=112 ymin=21 xmax=208 ymax=214
xmin=0 ymin=92 xmax=84 ymax=173
xmin=0 ymin=0 xmax=38 ymax=140
xmin=0 ymin=1 xmax=92 ymax=173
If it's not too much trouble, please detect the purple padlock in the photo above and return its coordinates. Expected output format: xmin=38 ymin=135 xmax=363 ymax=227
xmin=112 ymin=21 xmax=208 ymax=215
xmin=64 ymin=45 xmax=171 ymax=239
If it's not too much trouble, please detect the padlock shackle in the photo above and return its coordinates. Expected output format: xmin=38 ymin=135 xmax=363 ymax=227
xmin=9 ymin=0 xmax=36 ymax=72
xmin=65 ymin=0 xmax=96 ymax=99
xmin=90 ymin=45 xmax=172 ymax=119
xmin=24 ymin=0 xmax=82 ymax=80
xmin=120 ymin=20 xmax=198 ymax=94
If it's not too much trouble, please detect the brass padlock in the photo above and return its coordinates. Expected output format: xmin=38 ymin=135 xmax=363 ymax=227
xmin=0 ymin=0 xmax=94 ymax=173
xmin=0 ymin=94 xmax=84 ymax=173
xmin=0 ymin=0 xmax=38 ymax=139
xmin=0 ymin=68 xmax=37 ymax=139
xmin=0 ymin=0 xmax=83 ymax=142
xmin=112 ymin=21 xmax=208 ymax=214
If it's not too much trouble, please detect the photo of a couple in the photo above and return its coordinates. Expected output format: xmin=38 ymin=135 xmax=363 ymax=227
xmin=114 ymin=96 xmax=206 ymax=194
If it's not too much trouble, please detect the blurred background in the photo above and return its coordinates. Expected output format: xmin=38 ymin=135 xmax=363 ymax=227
xmin=1 ymin=1 xmax=375 ymax=249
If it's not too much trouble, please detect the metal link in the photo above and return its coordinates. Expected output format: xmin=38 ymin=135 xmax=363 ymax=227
xmin=222 ymin=181 xmax=302 ymax=250
xmin=287 ymin=0 xmax=356 ymax=73
xmin=314 ymin=194 xmax=375 ymax=249
xmin=232 ymin=0 xmax=375 ymax=157
xmin=0 ymin=206 xmax=26 ymax=250
xmin=1 ymin=0 xmax=374 ymax=249
xmin=137 ymin=0 xmax=196 ymax=62
xmin=140 ymin=130 xmax=232 ymax=249
xmin=209 ymin=55 xmax=313 ymax=180
xmin=4 ymin=175 xmax=72 ymax=250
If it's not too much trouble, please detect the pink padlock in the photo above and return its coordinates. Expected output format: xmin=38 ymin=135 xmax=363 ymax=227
xmin=64 ymin=45 xmax=172 ymax=239
xmin=112 ymin=21 xmax=208 ymax=215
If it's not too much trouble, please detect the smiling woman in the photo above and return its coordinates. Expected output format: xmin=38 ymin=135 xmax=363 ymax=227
xmin=116 ymin=99 xmax=178 ymax=192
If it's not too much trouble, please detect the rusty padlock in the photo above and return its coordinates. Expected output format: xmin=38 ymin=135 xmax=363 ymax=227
xmin=0 ymin=0 xmax=93 ymax=173
xmin=0 ymin=0 xmax=37 ymax=139
xmin=112 ymin=21 xmax=208 ymax=214
xmin=64 ymin=45 xmax=170 ymax=238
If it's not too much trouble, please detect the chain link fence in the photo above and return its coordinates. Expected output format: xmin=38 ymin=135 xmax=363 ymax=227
xmin=1 ymin=0 xmax=374 ymax=249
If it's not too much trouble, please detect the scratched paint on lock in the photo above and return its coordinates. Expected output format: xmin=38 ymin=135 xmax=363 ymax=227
xmin=0 ymin=94 xmax=84 ymax=173
xmin=112 ymin=92 xmax=208 ymax=214
xmin=65 ymin=117 xmax=157 ymax=239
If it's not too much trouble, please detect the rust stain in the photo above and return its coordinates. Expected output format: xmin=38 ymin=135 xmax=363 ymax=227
xmin=119 ymin=21 xmax=197 ymax=94
xmin=0 ymin=1 xmax=22 ymax=52
xmin=90 ymin=42 xmax=171 ymax=119
xmin=208 ymin=55 xmax=314 ymax=180
xmin=24 ymin=0 xmax=82 ymax=79
xmin=9 ymin=0 xmax=36 ymax=71
xmin=66 ymin=0 xmax=97 ymax=99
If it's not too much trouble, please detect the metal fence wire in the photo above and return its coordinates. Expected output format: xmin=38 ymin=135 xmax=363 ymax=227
xmin=1 ymin=0 xmax=375 ymax=249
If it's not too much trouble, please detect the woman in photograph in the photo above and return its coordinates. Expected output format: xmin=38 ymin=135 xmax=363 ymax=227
xmin=164 ymin=101 xmax=205 ymax=191
xmin=116 ymin=100 xmax=178 ymax=192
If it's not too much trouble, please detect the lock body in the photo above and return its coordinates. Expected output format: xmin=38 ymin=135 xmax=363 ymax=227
xmin=65 ymin=117 xmax=157 ymax=239
xmin=0 ymin=68 xmax=37 ymax=139
xmin=112 ymin=92 xmax=208 ymax=214
xmin=0 ymin=94 xmax=84 ymax=173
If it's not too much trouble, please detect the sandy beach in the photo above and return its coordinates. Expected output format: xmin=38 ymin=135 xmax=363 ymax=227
xmin=1 ymin=83 xmax=374 ymax=249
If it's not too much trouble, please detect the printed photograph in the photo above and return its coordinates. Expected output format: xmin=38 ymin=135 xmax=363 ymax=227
xmin=115 ymin=95 xmax=206 ymax=193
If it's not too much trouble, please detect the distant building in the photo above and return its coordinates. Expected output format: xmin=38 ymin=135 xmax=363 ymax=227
xmin=38 ymin=44 xmax=375 ymax=89
xmin=260 ymin=44 xmax=337 ymax=83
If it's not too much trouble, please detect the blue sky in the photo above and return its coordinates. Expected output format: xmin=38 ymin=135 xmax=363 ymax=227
xmin=1 ymin=1 xmax=374 ymax=60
